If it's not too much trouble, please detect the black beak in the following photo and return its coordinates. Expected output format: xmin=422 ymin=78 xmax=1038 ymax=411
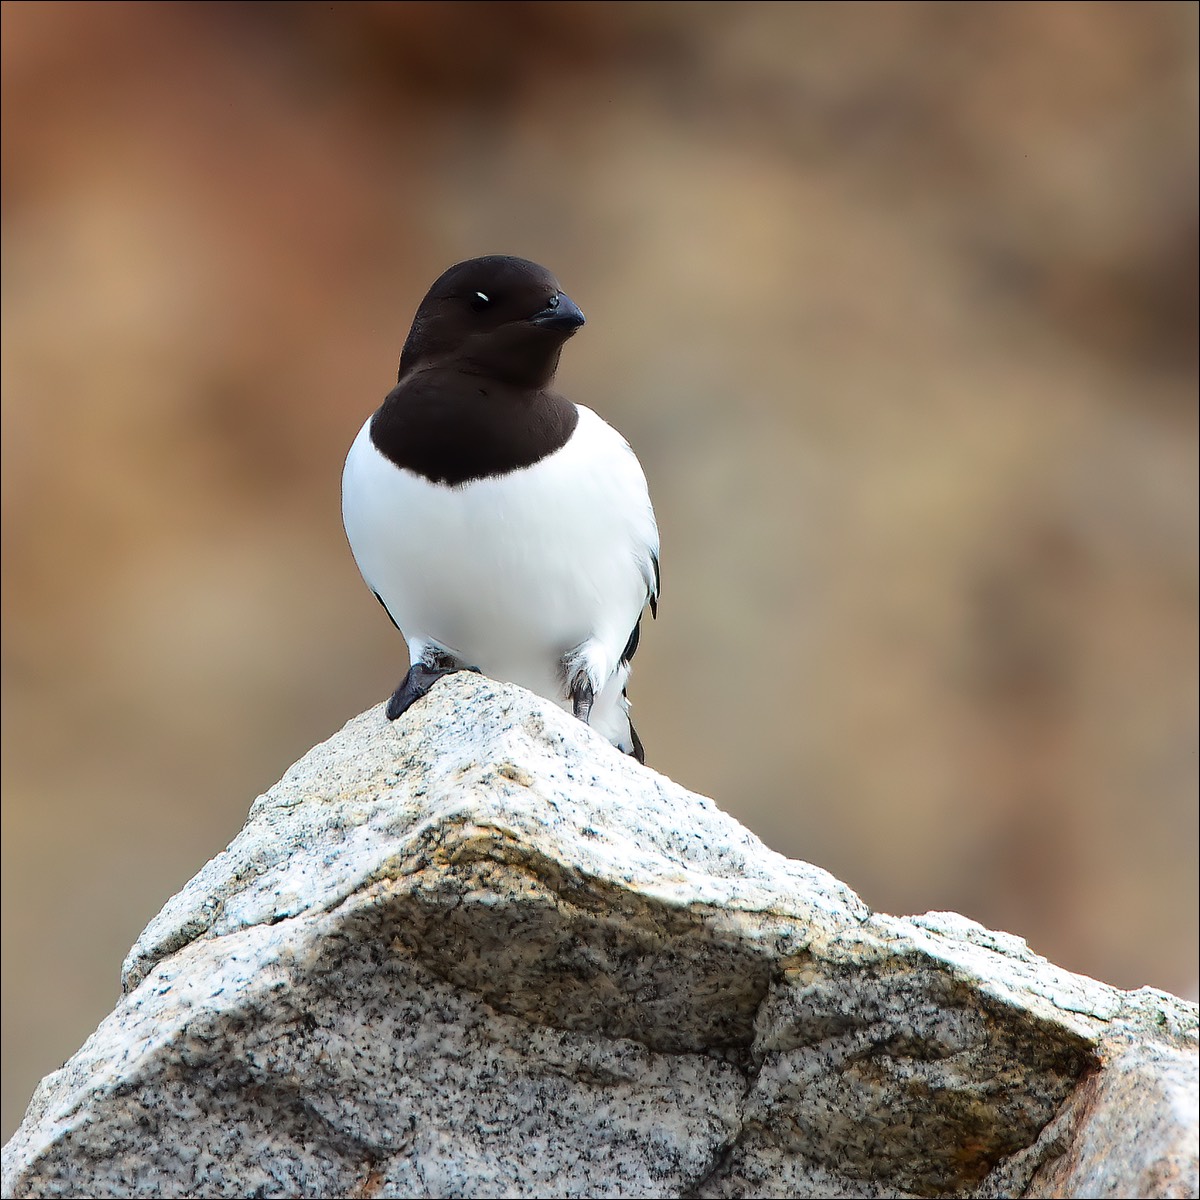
xmin=530 ymin=292 xmax=586 ymax=334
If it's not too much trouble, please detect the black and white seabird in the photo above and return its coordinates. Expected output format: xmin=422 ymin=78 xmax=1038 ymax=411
xmin=342 ymin=255 xmax=660 ymax=761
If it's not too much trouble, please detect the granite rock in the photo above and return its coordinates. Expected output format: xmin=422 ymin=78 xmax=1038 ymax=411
xmin=3 ymin=674 xmax=1196 ymax=1199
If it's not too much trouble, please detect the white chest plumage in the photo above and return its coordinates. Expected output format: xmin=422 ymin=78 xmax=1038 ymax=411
xmin=341 ymin=404 xmax=659 ymax=738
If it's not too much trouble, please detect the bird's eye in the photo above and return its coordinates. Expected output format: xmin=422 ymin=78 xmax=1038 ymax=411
xmin=546 ymin=294 xmax=560 ymax=309
xmin=469 ymin=291 xmax=492 ymax=312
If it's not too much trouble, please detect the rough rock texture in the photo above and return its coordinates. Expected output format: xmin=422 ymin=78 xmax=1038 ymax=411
xmin=3 ymin=674 xmax=1196 ymax=1199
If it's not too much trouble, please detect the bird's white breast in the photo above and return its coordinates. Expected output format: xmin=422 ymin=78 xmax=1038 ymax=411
xmin=341 ymin=405 xmax=658 ymax=704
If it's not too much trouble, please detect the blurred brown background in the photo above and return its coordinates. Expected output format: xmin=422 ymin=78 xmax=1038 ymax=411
xmin=2 ymin=1 xmax=1196 ymax=1141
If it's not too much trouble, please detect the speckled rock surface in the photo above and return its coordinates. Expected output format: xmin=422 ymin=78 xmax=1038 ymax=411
xmin=3 ymin=674 xmax=1197 ymax=1199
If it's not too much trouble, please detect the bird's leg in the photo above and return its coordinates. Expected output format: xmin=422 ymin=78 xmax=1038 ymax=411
xmin=385 ymin=646 xmax=477 ymax=721
xmin=570 ymin=674 xmax=594 ymax=725
xmin=562 ymin=642 xmax=598 ymax=726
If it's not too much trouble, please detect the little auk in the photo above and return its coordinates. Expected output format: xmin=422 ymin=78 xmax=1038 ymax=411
xmin=341 ymin=255 xmax=659 ymax=760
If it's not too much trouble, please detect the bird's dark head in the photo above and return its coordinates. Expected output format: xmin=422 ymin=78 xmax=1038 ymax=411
xmin=398 ymin=255 xmax=586 ymax=389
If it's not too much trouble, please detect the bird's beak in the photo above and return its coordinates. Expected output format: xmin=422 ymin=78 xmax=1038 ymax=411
xmin=530 ymin=292 xmax=586 ymax=334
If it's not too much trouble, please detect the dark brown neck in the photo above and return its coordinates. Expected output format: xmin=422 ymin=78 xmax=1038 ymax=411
xmin=370 ymin=368 xmax=579 ymax=487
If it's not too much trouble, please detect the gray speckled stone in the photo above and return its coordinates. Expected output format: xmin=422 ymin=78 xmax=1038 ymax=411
xmin=2 ymin=674 xmax=1196 ymax=1199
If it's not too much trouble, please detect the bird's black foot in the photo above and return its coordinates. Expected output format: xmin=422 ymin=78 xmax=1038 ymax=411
xmin=385 ymin=659 xmax=479 ymax=721
xmin=569 ymin=674 xmax=594 ymax=725
xmin=386 ymin=664 xmax=454 ymax=720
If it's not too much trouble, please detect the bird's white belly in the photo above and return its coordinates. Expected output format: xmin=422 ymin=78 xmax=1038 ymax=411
xmin=341 ymin=407 xmax=654 ymax=702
